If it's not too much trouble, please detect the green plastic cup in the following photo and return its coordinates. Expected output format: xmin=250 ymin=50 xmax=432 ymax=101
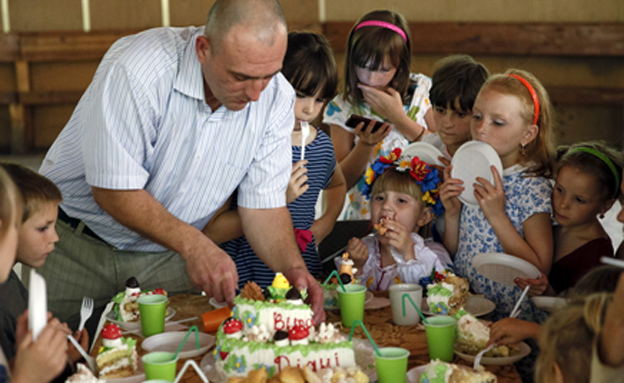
xmin=424 ymin=315 xmax=457 ymax=362
xmin=337 ymin=284 xmax=366 ymax=327
xmin=142 ymin=351 xmax=177 ymax=381
xmin=374 ymin=347 xmax=409 ymax=383
xmin=138 ymin=294 xmax=168 ymax=337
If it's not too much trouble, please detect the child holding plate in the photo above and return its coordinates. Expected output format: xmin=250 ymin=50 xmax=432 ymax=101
xmin=440 ymin=69 xmax=555 ymax=322
xmin=0 ymin=167 xmax=69 ymax=383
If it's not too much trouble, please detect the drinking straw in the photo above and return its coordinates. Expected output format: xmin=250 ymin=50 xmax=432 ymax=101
xmin=173 ymin=325 xmax=200 ymax=360
xmin=601 ymin=256 xmax=624 ymax=269
xmin=402 ymin=293 xmax=429 ymax=325
xmin=510 ymin=285 xmax=530 ymax=319
xmin=348 ymin=319 xmax=381 ymax=357
xmin=321 ymin=269 xmax=346 ymax=292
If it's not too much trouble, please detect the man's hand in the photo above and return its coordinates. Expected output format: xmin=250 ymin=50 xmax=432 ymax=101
xmin=283 ymin=266 xmax=326 ymax=325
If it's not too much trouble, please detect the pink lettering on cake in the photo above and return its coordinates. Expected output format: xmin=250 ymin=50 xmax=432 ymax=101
xmin=274 ymin=353 xmax=340 ymax=372
xmin=273 ymin=312 xmax=313 ymax=331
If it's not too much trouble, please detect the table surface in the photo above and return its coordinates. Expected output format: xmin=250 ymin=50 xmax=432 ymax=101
xmin=91 ymin=293 xmax=523 ymax=383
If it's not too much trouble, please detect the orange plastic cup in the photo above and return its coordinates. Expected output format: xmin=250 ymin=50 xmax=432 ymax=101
xmin=202 ymin=306 xmax=231 ymax=332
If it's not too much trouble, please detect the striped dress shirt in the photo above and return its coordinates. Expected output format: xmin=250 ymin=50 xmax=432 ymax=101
xmin=40 ymin=26 xmax=295 ymax=252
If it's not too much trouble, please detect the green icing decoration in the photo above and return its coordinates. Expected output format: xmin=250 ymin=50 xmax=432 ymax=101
xmin=453 ymin=309 xmax=468 ymax=320
xmin=428 ymin=285 xmax=452 ymax=296
xmin=233 ymin=297 xmax=313 ymax=317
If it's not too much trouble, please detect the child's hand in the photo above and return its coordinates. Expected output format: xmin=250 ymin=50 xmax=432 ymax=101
xmin=346 ymin=237 xmax=369 ymax=271
xmin=431 ymin=157 xmax=450 ymax=182
xmin=287 ymin=160 xmax=309 ymax=204
xmin=353 ymin=119 xmax=390 ymax=147
xmin=515 ymin=273 xmax=549 ymax=296
xmin=474 ymin=165 xmax=506 ymax=221
xmin=379 ymin=218 xmax=415 ymax=261
xmin=358 ymin=84 xmax=404 ymax=124
xmin=67 ymin=328 xmax=89 ymax=364
xmin=488 ymin=318 xmax=540 ymax=346
xmin=12 ymin=318 xmax=68 ymax=383
xmin=439 ymin=165 xmax=463 ymax=217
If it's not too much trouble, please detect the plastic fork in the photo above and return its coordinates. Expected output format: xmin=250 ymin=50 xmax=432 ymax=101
xmin=300 ymin=121 xmax=310 ymax=160
xmin=68 ymin=334 xmax=97 ymax=373
xmin=78 ymin=296 xmax=94 ymax=332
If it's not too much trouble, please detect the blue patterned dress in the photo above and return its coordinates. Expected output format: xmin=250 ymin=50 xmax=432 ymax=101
xmin=454 ymin=164 xmax=552 ymax=322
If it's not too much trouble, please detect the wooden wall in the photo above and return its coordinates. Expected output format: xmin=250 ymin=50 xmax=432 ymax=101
xmin=0 ymin=0 xmax=623 ymax=153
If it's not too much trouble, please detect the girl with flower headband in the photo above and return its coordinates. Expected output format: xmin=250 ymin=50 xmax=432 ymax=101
xmin=514 ymin=141 xmax=623 ymax=297
xmin=344 ymin=147 xmax=449 ymax=291
xmin=323 ymin=10 xmax=435 ymax=223
xmin=441 ymin=68 xmax=555 ymax=321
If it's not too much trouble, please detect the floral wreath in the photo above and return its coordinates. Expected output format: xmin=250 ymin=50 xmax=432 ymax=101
xmin=361 ymin=148 xmax=444 ymax=215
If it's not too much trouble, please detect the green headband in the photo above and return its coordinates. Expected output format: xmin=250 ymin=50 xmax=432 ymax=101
xmin=569 ymin=147 xmax=621 ymax=197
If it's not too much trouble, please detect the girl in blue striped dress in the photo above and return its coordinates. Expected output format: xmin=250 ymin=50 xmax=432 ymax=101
xmin=204 ymin=32 xmax=346 ymax=288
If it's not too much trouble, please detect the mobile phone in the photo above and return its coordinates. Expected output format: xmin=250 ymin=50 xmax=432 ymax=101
xmin=345 ymin=115 xmax=386 ymax=133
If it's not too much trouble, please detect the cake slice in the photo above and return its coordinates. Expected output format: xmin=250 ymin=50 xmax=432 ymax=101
xmin=419 ymin=359 xmax=497 ymax=383
xmin=95 ymin=324 xmax=138 ymax=379
xmin=455 ymin=313 xmax=511 ymax=357
xmin=111 ymin=276 xmax=167 ymax=322
xmin=426 ymin=271 xmax=469 ymax=316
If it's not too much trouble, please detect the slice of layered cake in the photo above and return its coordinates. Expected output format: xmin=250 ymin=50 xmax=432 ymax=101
xmin=426 ymin=270 xmax=469 ymax=316
xmin=419 ymin=359 xmax=497 ymax=383
xmin=95 ymin=324 xmax=138 ymax=379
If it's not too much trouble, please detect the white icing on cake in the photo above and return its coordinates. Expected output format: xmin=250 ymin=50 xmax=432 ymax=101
xmin=458 ymin=314 xmax=489 ymax=344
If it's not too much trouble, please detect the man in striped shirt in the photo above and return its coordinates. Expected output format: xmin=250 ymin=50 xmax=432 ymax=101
xmin=34 ymin=0 xmax=325 ymax=335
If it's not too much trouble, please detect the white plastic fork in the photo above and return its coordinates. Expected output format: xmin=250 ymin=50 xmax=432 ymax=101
xmin=68 ymin=334 xmax=97 ymax=373
xmin=300 ymin=121 xmax=310 ymax=161
xmin=78 ymin=296 xmax=94 ymax=332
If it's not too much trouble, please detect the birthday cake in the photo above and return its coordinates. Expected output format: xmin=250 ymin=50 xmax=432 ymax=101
xmin=419 ymin=359 xmax=497 ymax=383
xmin=95 ymin=323 xmax=138 ymax=379
xmin=214 ymin=274 xmax=357 ymax=379
xmin=111 ymin=277 xmax=167 ymax=322
xmin=455 ymin=312 xmax=512 ymax=357
xmin=425 ymin=270 xmax=469 ymax=316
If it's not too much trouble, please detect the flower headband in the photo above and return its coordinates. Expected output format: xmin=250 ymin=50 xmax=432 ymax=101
xmin=362 ymin=148 xmax=444 ymax=215
xmin=354 ymin=20 xmax=407 ymax=42
xmin=507 ymin=74 xmax=540 ymax=126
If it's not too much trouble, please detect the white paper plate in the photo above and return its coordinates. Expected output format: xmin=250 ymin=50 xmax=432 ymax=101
xmin=142 ymin=331 xmax=215 ymax=359
xmin=105 ymin=362 xmax=146 ymax=383
xmin=209 ymin=297 xmax=228 ymax=309
xmin=531 ymin=297 xmax=567 ymax=312
xmin=106 ymin=308 xmax=177 ymax=331
xmin=472 ymin=252 xmax=540 ymax=286
xmin=324 ymin=290 xmax=374 ymax=311
xmin=407 ymin=364 xmax=428 ymax=383
xmin=28 ymin=270 xmax=47 ymax=340
xmin=402 ymin=142 xmax=445 ymax=166
xmin=454 ymin=341 xmax=531 ymax=365
xmin=450 ymin=141 xmax=503 ymax=206
xmin=421 ymin=295 xmax=496 ymax=317
xmin=200 ymin=338 xmax=377 ymax=383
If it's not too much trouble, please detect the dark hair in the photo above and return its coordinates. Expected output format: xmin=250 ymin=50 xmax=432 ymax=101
xmin=343 ymin=10 xmax=411 ymax=106
xmin=429 ymin=54 xmax=489 ymax=112
xmin=555 ymin=141 xmax=624 ymax=202
xmin=282 ymin=32 xmax=338 ymax=100
xmin=0 ymin=162 xmax=62 ymax=223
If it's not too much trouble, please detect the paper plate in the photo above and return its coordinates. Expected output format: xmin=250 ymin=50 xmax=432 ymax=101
xmin=402 ymin=142 xmax=445 ymax=166
xmin=407 ymin=364 xmax=428 ymax=383
xmin=450 ymin=141 xmax=503 ymax=206
xmin=472 ymin=252 xmax=541 ymax=286
xmin=324 ymin=290 xmax=374 ymax=311
xmin=454 ymin=341 xmax=531 ymax=365
xmin=421 ymin=295 xmax=495 ymax=317
xmin=106 ymin=308 xmax=176 ymax=331
xmin=365 ymin=296 xmax=391 ymax=310
xmin=209 ymin=297 xmax=228 ymax=309
xmin=142 ymin=331 xmax=215 ymax=359
xmin=105 ymin=362 xmax=146 ymax=383
xmin=531 ymin=297 xmax=567 ymax=312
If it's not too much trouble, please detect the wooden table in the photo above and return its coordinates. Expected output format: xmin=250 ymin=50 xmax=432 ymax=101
xmin=91 ymin=293 xmax=522 ymax=383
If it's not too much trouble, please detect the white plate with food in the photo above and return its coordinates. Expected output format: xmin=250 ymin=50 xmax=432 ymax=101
xmin=106 ymin=308 xmax=176 ymax=331
xmin=323 ymin=290 xmax=374 ymax=311
xmin=450 ymin=141 xmax=503 ymax=206
xmin=421 ymin=295 xmax=496 ymax=317
xmin=142 ymin=331 xmax=215 ymax=359
xmin=472 ymin=252 xmax=541 ymax=286
xmin=407 ymin=364 xmax=428 ymax=383
xmin=105 ymin=363 xmax=146 ymax=383
xmin=454 ymin=341 xmax=531 ymax=365
xmin=402 ymin=142 xmax=446 ymax=166
xmin=209 ymin=297 xmax=228 ymax=309
xmin=531 ymin=296 xmax=567 ymax=312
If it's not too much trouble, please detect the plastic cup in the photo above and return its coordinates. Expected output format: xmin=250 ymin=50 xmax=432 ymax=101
xmin=142 ymin=351 xmax=177 ymax=381
xmin=374 ymin=347 xmax=409 ymax=383
xmin=202 ymin=306 xmax=231 ymax=332
xmin=424 ymin=315 xmax=457 ymax=362
xmin=389 ymin=284 xmax=423 ymax=326
xmin=337 ymin=284 xmax=366 ymax=327
xmin=138 ymin=294 xmax=168 ymax=337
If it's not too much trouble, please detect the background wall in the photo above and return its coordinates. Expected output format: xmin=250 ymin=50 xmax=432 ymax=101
xmin=0 ymin=0 xmax=622 ymax=152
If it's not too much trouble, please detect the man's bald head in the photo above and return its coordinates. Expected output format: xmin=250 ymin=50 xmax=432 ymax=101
xmin=204 ymin=0 xmax=287 ymax=53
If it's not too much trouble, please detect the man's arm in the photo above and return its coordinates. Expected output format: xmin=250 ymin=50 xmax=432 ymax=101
xmin=92 ymin=187 xmax=240 ymax=305
xmin=239 ymin=206 xmax=326 ymax=324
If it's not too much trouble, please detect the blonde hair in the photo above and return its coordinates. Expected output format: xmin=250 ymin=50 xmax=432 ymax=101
xmin=0 ymin=167 xmax=21 ymax=238
xmin=536 ymin=292 xmax=612 ymax=383
xmin=480 ymin=68 xmax=555 ymax=178
xmin=370 ymin=168 xmax=425 ymax=205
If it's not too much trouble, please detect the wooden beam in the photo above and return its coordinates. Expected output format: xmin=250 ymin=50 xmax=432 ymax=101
xmin=324 ymin=22 xmax=624 ymax=57
xmin=0 ymin=92 xmax=17 ymax=105
xmin=548 ymin=86 xmax=624 ymax=106
xmin=19 ymin=90 xmax=83 ymax=105
xmin=0 ymin=34 xmax=19 ymax=63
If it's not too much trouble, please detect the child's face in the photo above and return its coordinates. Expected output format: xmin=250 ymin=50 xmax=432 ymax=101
xmin=355 ymin=57 xmax=397 ymax=90
xmin=553 ymin=166 xmax=606 ymax=227
xmin=16 ymin=202 xmax=59 ymax=268
xmin=433 ymin=99 xmax=473 ymax=155
xmin=471 ymin=88 xmax=536 ymax=168
xmin=370 ymin=190 xmax=427 ymax=236
xmin=0 ymin=210 xmax=18 ymax=283
xmin=294 ymin=89 xmax=325 ymax=130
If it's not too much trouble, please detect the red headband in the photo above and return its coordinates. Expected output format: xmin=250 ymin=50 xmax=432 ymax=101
xmin=507 ymin=74 xmax=540 ymax=125
xmin=354 ymin=20 xmax=407 ymax=42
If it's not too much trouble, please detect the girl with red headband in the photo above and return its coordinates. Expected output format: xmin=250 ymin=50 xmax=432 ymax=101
xmin=323 ymin=10 xmax=435 ymax=223
xmin=440 ymin=68 xmax=555 ymax=322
